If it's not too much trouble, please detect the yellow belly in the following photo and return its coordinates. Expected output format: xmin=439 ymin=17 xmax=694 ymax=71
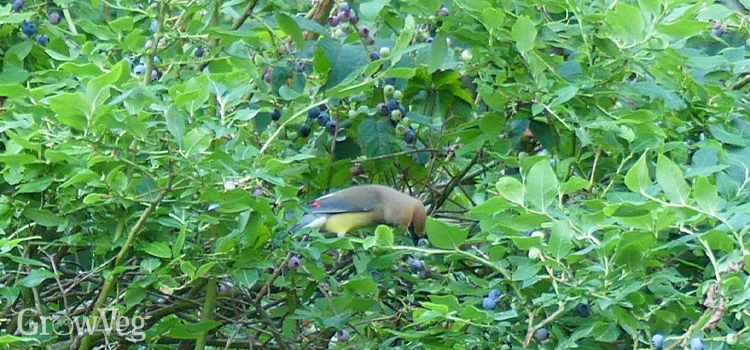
xmin=322 ymin=212 xmax=378 ymax=236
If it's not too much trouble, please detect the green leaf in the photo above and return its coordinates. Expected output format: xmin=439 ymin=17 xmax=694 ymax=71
xmin=233 ymin=269 xmax=259 ymax=289
xmin=173 ymin=226 xmax=187 ymax=257
xmin=496 ymin=177 xmax=524 ymax=205
xmin=480 ymin=8 xmax=506 ymax=34
xmin=0 ymin=335 xmax=40 ymax=345
xmin=183 ymin=128 xmax=211 ymax=157
xmin=357 ymin=118 xmax=396 ymax=157
xmin=166 ymin=107 xmax=187 ymax=147
xmin=48 ymin=92 xmax=89 ymax=130
xmin=324 ymin=44 xmax=369 ymax=89
xmin=656 ymin=154 xmax=690 ymax=204
xmin=511 ymin=16 xmax=536 ymax=54
xmin=693 ymin=177 xmax=724 ymax=215
xmin=17 ymin=269 xmax=57 ymax=288
xmin=60 ymin=169 xmax=98 ymax=188
xmin=549 ymin=86 xmax=579 ymax=108
xmin=375 ymin=225 xmax=394 ymax=246
xmin=344 ymin=276 xmax=378 ymax=296
xmin=276 ymin=13 xmax=304 ymax=47
xmin=394 ymin=15 xmax=416 ymax=53
xmin=144 ymin=242 xmax=172 ymax=259
xmin=428 ymin=32 xmax=448 ymax=73
xmin=360 ymin=0 xmax=386 ymax=20
xmin=22 ymin=208 xmax=65 ymax=227
xmin=561 ymin=176 xmax=589 ymax=194
xmin=625 ymin=153 xmax=652 ymax=193
xmin=606 ymin=3 xmax=645 ymax=43
xmin=426 ymin=218 xmax=469 ymax=249
xmin=525 ymin=160 xmax=559 ymax=211
xmin=548 ymin=221 xmax=573 ymax=259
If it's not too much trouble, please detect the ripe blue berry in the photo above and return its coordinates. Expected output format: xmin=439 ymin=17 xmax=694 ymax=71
xmin=404 ymin=130 xmax=417 ymax=144
xmin=288 ymin=256 xmax=301 ymax=270
xmin=307 ymin=107 xmax=321 ymax=119
xmin=482 ymin=297 xmax=496 ymax=310
xmin=48 ymin=12 xmax=61 ymax=25
xmin=377 ymin=103 xmax=390 ymax=116
xmin=337 ymin=329 xmax=350 ymax=342
xmin=535 ymin=328 xmax=549 ymax=341
xmin=575 ymin=303 xmax=590 ymax=318
xmin=488 ymin=289 xmax=501 ymax=300
xmin=358 ymin=26 xmax=370 ymax=37
xmin=36 ymin=34 xmax=49 ymax=46
xmin=298 ymin=124 xmax=311 ymax=137
xmin=384 ymin=77 xmax=396 ymax=85
xmin=133 ymin=64 xmax=146 ymax=75
xmin=195 ymin=47 xmax=205 ymax=57
xmin=651 ymin=334 xmax=664 ymax=349
xmin=325 ymin=120 xmax=337 ymax=134
xmin=370 ymin=51 xmax=380 ymax=61
xmin=150 ymin=20 xmax=158 ymax=33
xmin=408 ymin=258 xmax=422 ymax=271
xmin=271 ymin=108 xmax=281 ymax=121
xmin=21 ymin=21 xmax=37 ymax=37
xmin=11 ymin=0 xmax=23 ymax=12
xmin=349 ymin=15 xmax=360 ymax=24
xmin=690 ymin=337 xmax=703 ymax=350
xmin=295 ymin=61 xmax=305 ymax=72
xmin=340 ymin=3 xmax=351 ymax=12
xmin=329 ymin=16 xmax=341 ymax=27
xmin=387 ymin=98 xmax=399 ymax=111
xmin=426 ymin=37 xmax=433 ymax=43
xmin=317 ymin=112 xmax=330 ymax=126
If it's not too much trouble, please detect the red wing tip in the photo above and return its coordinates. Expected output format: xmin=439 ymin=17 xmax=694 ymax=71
xmin=311 ymin=201 xmax=321 ymax=208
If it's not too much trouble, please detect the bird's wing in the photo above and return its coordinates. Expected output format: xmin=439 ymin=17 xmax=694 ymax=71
xmin=308 ymin=191 xmax=380 ymax=214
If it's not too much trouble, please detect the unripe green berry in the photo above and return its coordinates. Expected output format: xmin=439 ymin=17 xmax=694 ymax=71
xmin=727 ymin=333 xmax=738 ymax=345
xmin=390 ymin=109 xmax=402 ymax=121
xmin=528 ymin=247 xmax=542 ymax=260
xmin=531 ymin=231 xmax=545 ymax=239
xmin=393 ymin=90 xmax=403 ymax=100
xmin=384 ymin=85 xmax=395 ymax=96
xmin=379 ymin=47 xmax=391 ymax=57
xmin=357 ymin=105 xmax=369 ymax=114
xmin=289 ymin=131 xmax=298 ymax=139
xmin=395 ymin=124 xmax=407 ymax=134
xmin=460 ymin=49 xmax=473 ymax=61
xmin=401 ymin=117 xmax=410 ymax=126
xmin=348 ymin=109 xmax=358 ymax=118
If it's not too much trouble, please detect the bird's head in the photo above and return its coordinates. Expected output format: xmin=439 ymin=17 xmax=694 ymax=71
xmin=408 ymin=201 xmax=427 ymax=245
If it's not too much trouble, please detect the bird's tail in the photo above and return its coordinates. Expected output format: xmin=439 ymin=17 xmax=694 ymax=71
xmin=292 ymin=213 xmax=326 ymax=232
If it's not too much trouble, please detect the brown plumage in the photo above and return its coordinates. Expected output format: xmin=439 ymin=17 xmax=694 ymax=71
xmin=293 ymin=185 xmax=427 ymax=242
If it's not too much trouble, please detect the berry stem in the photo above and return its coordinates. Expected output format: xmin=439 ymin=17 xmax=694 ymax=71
xmin=61 ymin=4 xmax=78 ymax=35
xmin=143 ymin=1 xmax=168 ymax=85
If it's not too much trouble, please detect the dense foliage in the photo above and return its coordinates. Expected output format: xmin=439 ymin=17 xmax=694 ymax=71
xmin=1 ymin=0 xmax=750 ymax=349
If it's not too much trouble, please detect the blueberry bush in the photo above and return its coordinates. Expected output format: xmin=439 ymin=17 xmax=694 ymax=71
xmin=1 ymin=0 xmax=749 ymax=349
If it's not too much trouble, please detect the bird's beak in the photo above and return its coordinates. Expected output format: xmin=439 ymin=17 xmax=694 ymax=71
xmin=408 ymin=222 xmax=419 ymax=246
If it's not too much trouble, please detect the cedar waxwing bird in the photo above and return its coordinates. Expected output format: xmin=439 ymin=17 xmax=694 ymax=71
xmin=292 ymin=185 xmax=427 ymax=243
